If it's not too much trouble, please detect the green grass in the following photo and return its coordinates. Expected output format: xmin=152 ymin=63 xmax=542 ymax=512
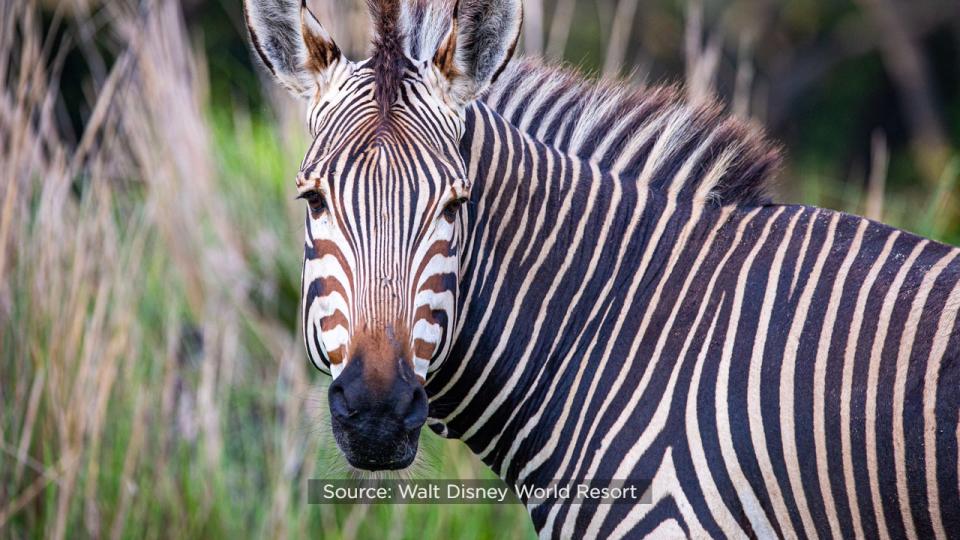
xmin=786 ymin=156 xmax=960 ymax=245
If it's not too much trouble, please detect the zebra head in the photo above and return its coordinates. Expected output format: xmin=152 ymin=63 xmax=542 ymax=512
xmin=244 ymin=0 xmax=521 ymax=470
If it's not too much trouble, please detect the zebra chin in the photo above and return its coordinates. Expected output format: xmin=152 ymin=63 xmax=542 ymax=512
xmin=327 ymin=357 xmax=428 ymax=471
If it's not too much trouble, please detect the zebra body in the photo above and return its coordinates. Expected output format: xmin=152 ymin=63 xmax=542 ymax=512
xmin=423 ymin=94 xmax=960 ymax=538
xmin=243 ymin=0 xmax=960 ymax=537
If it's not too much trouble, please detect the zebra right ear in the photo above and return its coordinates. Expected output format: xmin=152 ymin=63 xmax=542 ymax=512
xmin=432 ymin=0 xmax=523 ymax=106
xmin=244 ymin=0 xmax=342 ymax=99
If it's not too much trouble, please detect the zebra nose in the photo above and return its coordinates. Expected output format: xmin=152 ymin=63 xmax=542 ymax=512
xmin=327 ymin=360 xmax=426 ymax=429
xmin=327 ymin=359 xmax=427 ymax=470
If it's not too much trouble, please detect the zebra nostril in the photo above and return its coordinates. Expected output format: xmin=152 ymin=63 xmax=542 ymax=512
xmin=403 ymin=386 xmax=428 ymax=431
xmin=329 ymin=381 xmax=355 ymax=422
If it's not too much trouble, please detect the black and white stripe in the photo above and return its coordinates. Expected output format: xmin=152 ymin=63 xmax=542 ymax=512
xmin=420 ymin=62 xmax=960 ymax=537
xmin=295 ymin=59 xmax=468 ymax=379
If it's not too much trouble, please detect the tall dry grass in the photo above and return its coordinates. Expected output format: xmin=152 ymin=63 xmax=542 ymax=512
xmin=3 ymin=0 xmax=297 ymax=536
xmin=0 ymin=1 xmax=525 ymax=538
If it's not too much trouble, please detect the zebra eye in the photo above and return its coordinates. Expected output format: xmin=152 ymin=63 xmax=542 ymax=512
xmin=442 ymin=197 xmax=468 ymax=220
xmin=298 ymin=190 xmax=327 ymax=214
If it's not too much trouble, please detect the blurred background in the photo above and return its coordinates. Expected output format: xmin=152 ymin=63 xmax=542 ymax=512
xmin=1 ymin=0 xmax=958 ymax=538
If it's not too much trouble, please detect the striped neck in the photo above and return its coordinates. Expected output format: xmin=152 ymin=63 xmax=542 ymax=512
xmin=424 ymin=100 xmax=717 ymax=486
xmin=424 ymin=59 xmax=780 ymax=489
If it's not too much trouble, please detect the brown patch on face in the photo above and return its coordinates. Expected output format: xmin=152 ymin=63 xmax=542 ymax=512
xmin=320 ymin=310 xmax=350 ymax=334
xmin=410 ymin=240 xmax=453 ymax=295
xmin=327 ymin=345 xmax=345 ymax=365
xmin=412 ymin=305 xmax=442 ymax=362
xmin=348 ymin=324 xmax=412 ymax=392
xmin=414 ymin=304 xmax=438 ymax=322
xmin=312 ymin=239 xmax=354 ymax=285
xmin=413 ymin=339 xmax=436 ymax=362
xmin=419 ymin=274 xmax=453 ymax=295
xmin=310 ymin=274 xmax=349 ymax=301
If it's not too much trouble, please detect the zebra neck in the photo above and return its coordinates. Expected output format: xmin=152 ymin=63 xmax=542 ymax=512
xmin=425 ymin=102 xmax=712 ymax=487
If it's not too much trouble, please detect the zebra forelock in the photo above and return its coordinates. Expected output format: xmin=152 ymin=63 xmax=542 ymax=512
xmin=368 ymin=0 xmax=409 ymax=121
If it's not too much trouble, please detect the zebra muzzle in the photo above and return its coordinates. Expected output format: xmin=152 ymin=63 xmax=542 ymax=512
xmin=327 ymin=357 xmax=428 ymax=470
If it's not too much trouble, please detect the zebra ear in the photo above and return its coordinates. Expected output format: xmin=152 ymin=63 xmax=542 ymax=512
xmin=244 ymin=0 xmax=342 ymax=98
xmin=433 ymin=0 xmax=522 ymax=106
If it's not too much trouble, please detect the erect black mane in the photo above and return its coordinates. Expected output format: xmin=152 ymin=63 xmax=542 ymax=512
xmin=485 ymin=58 xmax=784 ymax=207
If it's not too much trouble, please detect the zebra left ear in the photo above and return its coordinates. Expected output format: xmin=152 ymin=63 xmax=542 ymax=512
xmin=433 ymin=0 xmax=522 ymax=106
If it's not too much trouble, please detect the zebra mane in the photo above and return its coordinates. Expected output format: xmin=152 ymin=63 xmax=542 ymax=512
xmin=482 ymin=58 xmax=783 ymax=206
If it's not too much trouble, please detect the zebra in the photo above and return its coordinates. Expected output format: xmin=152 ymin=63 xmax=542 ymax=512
xmin=243 ymin=0 xmax=960 ymax=537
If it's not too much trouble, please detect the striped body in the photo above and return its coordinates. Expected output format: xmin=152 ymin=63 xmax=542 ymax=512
xmin=423 ymin=94 xmax=960 ymax=538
